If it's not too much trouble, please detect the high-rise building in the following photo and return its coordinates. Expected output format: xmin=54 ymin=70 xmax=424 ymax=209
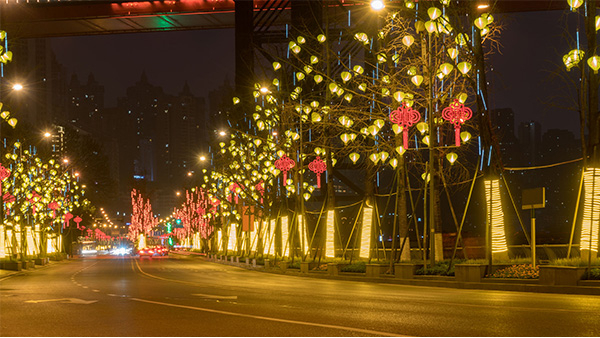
xmin=67 ymin=73 xmax=105 ymax=134
xmin=518 ymin=120 xmax=542 ymax=166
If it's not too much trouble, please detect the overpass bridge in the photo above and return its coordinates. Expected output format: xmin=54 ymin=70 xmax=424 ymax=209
xmin=1 ymin=0 xmax=568 ymax=39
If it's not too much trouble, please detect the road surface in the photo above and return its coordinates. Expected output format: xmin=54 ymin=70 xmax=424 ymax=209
xmin=1 ymin=255 xmax=599 ymax=336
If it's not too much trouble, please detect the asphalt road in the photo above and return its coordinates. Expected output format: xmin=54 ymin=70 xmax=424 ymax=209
xmin=1 ymin=255 xmax=600 ymax=336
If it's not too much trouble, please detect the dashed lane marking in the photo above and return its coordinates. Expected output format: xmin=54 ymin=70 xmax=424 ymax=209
xmin=130 ymin=297 xmax=403 ymax=337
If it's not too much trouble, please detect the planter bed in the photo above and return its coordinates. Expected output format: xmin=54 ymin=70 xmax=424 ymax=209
xmin=413 ymin=275 xmax=455 ymax=281
xmin=578 ymin=280 xmax=600 ymax=287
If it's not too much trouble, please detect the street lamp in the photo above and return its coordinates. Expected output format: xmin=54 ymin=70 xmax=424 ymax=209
xmin=370 ymin=0 xmax=385 ymax=11
xmin=11 ymin=83 xmax=23 ymax=91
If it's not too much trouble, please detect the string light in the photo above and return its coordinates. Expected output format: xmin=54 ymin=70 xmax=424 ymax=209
xmin=485 ymin=179 xmax=508 ymax=254
xmin=581 ymin=168 xmax=600 ymax=253
xmin=326 ymin=210 xmax=335 ymax=258
xmin=360 ymin=206 xmax=373 ymax=259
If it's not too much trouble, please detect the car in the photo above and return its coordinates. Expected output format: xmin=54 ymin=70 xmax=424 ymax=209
xmin=154 ymin=246 xmax=169 ymax=256
xmin=138 ymin=247 xmax=156 ymax=257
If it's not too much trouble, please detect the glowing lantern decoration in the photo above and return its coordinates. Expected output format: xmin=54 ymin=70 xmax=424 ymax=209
xmin=74 ymin=216 xmax=83 ymax=230
xmin=564 ymin=49 xmax=585 ymax=71
xmin=457 ymin=61 xmax=472 ymax=74
xmin=447 ymin=48 xmax=458 ymax=59
xmin=425 ymin=21 xmax=437 ymax=33
xmin=455 ymin=33 xmax=469 ymax=46
xmin=341 ymin=71 xmax=352 ymax=83
xmin=48 ymin=201 xmax=59 ymax=218
xmin=377 ymin=53 xmax=387 ymax=63
xmin=442 ymin=99 xmax=473 ymax=146
xmin=402 ymin=35 xmax=414 ymax=47
xmin=314 ymin=74 xmax=323 ymax=84
xmin=474 ymin=16 xmax=488 ymax=30
xmin=596 ymin=15 xmax=600 ymax=31
xmin=460 ymin=131 xmax=472 ymax=143
xmin=274 ymin=154 xmax=295 ymax=183
xmin=411 ymin=75 xmax=424 ymax=86
xmin=64 ymin=212 xmax=73 ymax=229
xmin=568 ymin=0 xmax=583 ymax=10
xmin=389 ymin=158 xmax=399 ymax=169
xmin=395 ymin=146 xmax=406 ymax=156
xmin=354 ymin=32 xmax=370 ymax=44
xmin=439 ymin=63 xmax=454 ymax=76
xmin=232 ymin=97 xmax=240 ymax=105
xmin=428 ymin=7 xmax=442 ymax=20
xmin=416 ymin=121 xmax=428 ymax=134
xmin=389 ymin=102 xmax=422 ymax=150
xmin=273 ymin=62 xmax=281 ymax=71
xmin=446 ymin=152 xmax=458 ymax=165
xmin=308 ymin=156 xmax=327 ymax=188
xmin=296 ymin=72 xmax=305 ymax=81
xmin=317 ymin=34 xmax=327 ymax=43
xmin=310 ymin=55 xmax=319 ymax=64
xmin=0 ymin=164 xmax=10 ymax=197
xmin=349 ymin=153 xmax=360 ymax=164
xmin=588 ymin=56 xmax=600 ymax=73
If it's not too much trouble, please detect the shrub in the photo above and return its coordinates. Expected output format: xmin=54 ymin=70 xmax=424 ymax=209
xmin=550 ymin=258 xmax=600 ymax=267
xmin=584 ymin=268 xmax=600 ymax=280
xmin=415 ymin=260 xmax=455 ymax=276
xmin=288 ymin=261 xmax=301 ymax=269
xmin=341 ymin=261 xmax=366 ymax=273
xmin=487 ymin=264 xmax=539 ymax=279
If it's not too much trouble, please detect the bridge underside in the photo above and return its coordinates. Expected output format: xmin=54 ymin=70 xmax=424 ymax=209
xmin=1 ymin=0 xmax=568 ymax=39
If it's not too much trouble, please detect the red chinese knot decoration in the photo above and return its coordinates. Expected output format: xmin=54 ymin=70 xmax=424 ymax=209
xmin=74 ymin=216 xmax=83 ymax=230
xmin=64 ymin=212 xmax=73 ymax=229
xmin=442 ymin=99 xmax=472 ymax=147
xmin=274 ymin=154 xmax=296 ymax=183
xmin=389 ymin=103 xmax=421 ymax=150
xmin=308 ymin=156 xmax=327 ymax=188
xmin=48 ymin=201 xmax=59 ymax=218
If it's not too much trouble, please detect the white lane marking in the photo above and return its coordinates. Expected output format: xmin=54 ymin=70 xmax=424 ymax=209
xmin=192 ymin=293 xmax=238 ymax=300
xmin=130 ymin=297 xmax=404 ymax=337
xmin=25 ymin=298 xmax=97 ymax=305
xmin=92 ymin=290 xmax=100 ymax=293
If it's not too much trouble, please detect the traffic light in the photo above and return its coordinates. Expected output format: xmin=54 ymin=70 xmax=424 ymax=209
xmin=166 ymin=222 xmax=172 ymax=233
xmin=175 ymin=218 xmax=182 ymax=225
xmin=168 ymin=237 xmax=174 ymax=246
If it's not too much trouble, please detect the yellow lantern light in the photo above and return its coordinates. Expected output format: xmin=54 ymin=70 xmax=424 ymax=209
xmin=567 ymin=0 xmax=583 ymax=10
xmin=311 ymin=112 xmax=322 ymax=123
xmin=455 ymin=33 xmax=469 ymax=46
xmin=393 ymin=91 xmax=404 ymax=102
xmin=457 ymin=61 xmax=472 ymax=74
xmin=446 ymin=152 xmax=458 ymax=165
xmin=427 ymin=7 xmax=442 ymax=20
xmin=7 ymin=118 xmax=17 ymax=128
xmin=353 ymin=65 xmax=364 ymax=74
xmin=405 ymin=0 xmax=415 ymax=9
xmin=344 ymin=93 xmax=353 ymax=102
xmin=358 ymin=83 xmax=367 ymax=92
xmin=303 ymin=65 xmax=313 ymax=74
xmin=296 ymin=72 xmax=305 ymax=81
xmin=422 ymin=135 xmax=430 ymax=146
xmin=340 ymin=133 xmax=351 ymax=144
xmin=341 ymin=71 xmax=352 ymax=83
xmin=291 ymin=45 xmax=301 ymax=54
xmin=377 ymin=53 xmax=387 ymax=63
xmin=349 ymin=153 xmax=360 ymax=164
xmin=474 ymin=16 xmax=488 ymax=30
xmin=447 ymin=48 xmax=458 ymax=59
xmin=369 ymin=153 xmax=380 ymax=164
xmin=389 ymin=158 xmax=398 ymax=169
xmin=392 ymin=124 xmax=402 ymax=135
xmin=233 ymin=97 xmax=240 ymax=105
xmin=310 ymin=55 xmax=319 ymax=64
xmin=317 ymin=34 xmax=326 ymax=43
xmin=411 ymin=75 xmax=424 ymax=86
xmin=329 ymin=82 xmax=339 ymax=94
xmin=402 ymin=35 xmax=414 ymax=47
xmin=460 ymin=131 xmax=472 ymax=143
xmin=380 ymin=151 xmax=389 ymax=162
xmin=588 ymin=55 xmax=600 ymax=73
xmin=439 ymin=63 xmax=454 ymax=76
xmin=425 ymin=21 xmax=437 ymax=34
xmin=273 ymin=62 xmax=281 ymax=71
xmin=297 ymin=36 xmax=306 ymax=44
xmin=374 ymin=119 xmax=385 ymax=129
xmin=416 ymin=121 xmax=429 ymax=134
xmin=395 ymin=146 xmax=406 ymax=156
xmin=354 ymin=32 xmax=370 ymax=44
xmin=596 ymin=15 xmax=600 ymax=31
xmin=314 ymin=75 xmax=323 ymax=84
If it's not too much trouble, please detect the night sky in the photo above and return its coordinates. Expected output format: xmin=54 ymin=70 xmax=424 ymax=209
xmin=49 ymin=10 xmax=582 ymax=137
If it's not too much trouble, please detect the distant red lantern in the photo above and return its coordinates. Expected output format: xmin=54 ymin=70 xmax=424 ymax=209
xmin=64 ymin=212 xmax=73 ymax=229
xmin=308 ymin=156 xmax=327 ymax=188
xmin=0 ymin=164 xmax=11 ymax=197
xmin=48 ymin=201 xmax=59 ymax=218
xmin=389 ymin=103 xmax=421 ymax=150
xmin=274 ymin=154 xmax=296 ymax=183
xmin=442 ymin=99 xmax=472 ymax=147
